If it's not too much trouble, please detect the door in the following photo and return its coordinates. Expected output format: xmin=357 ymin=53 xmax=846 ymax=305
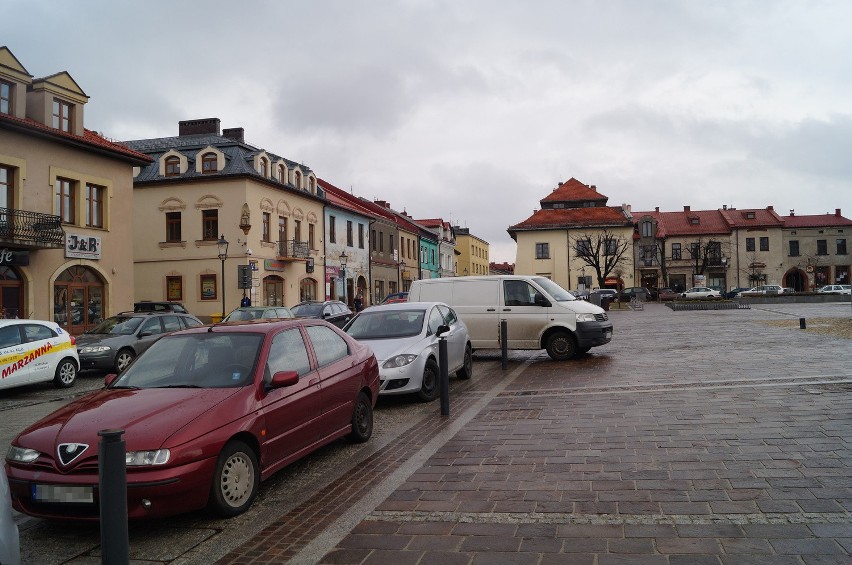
xmin=305 ymin=324 xmax=358 ymax=437
xmin=501 ymin=279 xmax=548 ymax=349
xmin=136 ymin=317 xmax=166 ymax=355
xmin=437 ymin=305 xmax=466 ymax=372
xmin=0 ymin=323 xmax=30 ymax=388
xmin=68 ymin=287 xmax=86 ymax=335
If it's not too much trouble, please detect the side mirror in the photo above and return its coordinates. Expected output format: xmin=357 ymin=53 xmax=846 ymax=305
xmin=269 ymin=370 xmax=299 ymax=389
xmin=138 ymin=331 xmax=155 ymax=338
xmin=104 ymin=373 xmax=118 ymax=387
xmin=435 ymin=324 xmax=450 ymax=338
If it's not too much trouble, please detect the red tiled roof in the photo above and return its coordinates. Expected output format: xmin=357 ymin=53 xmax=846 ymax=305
xmin=541 ymin=178 xmax=608 ymax=204
xmin=719 ymin=207 xmax=784 ymax=228
xmin=319 ymin=179 xmax=377 ymax=218
xmin=783 ymin=211 xmax=852 ymax=228
xmin=632 ymin=209 xmax=732 ymax=238
xmin=0 ymin=113 xmax=152 ymax=163
xmin=509 ymin=206 xmax=631 ymax=231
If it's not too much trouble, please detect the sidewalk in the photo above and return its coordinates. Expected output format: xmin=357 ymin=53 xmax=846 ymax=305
xmin=217 ymin=303 xmax=852 ymax=564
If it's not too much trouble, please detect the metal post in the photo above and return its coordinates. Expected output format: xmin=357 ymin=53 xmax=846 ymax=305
xmin=439 ymin=336 xmax=449 ymax=416
xmin=98 ymin=429 xmax=129 ymax=565
xmin=500 ymin=318 xmax=508 ymax=370
xmin=800 ymin=317 xmax=806 ymax=329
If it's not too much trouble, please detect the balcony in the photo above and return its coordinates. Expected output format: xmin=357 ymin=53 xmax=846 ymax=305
xmin=0 ymin=208 xmax=65 ymax=249
xmin=278 ymin=239 xmax=310 ymax=260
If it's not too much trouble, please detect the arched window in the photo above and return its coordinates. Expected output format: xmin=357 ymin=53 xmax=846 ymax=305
xmin=294 ymin=170 xmax=302 ymax=189
xmin=278 ymin=164 xmax=286 ymax=183
xmin=202 ymin=152 xmax=217 ymax=174
xmin=259 ymin=157 xmax=268 ymax=177
xmin=165 ymin=156 xmax=180 ymax=176
xmin=54 ymin=265 xmax=105 ymax=333
xmin=308 ymin=177 xmax=316 ymax=194
xmin=263 ymin=275 xmax=284 ymax=306
xmin=300 ymin=278 xmax=317 ymax=302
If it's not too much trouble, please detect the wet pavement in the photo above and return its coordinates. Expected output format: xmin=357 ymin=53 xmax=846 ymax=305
xmin=8 ymin=301 xmax=852 ymax=563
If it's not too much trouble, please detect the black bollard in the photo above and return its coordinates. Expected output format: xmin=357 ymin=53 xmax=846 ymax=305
xmin=500 ymin=319 xmax=508 ymax=370
xmin=800 ymin=317 xmax=806 ymax=329
xmin=99 ymin=429 xmax=129 ymax=565
xmin=439 ymin=335 xmax=450 ymax=416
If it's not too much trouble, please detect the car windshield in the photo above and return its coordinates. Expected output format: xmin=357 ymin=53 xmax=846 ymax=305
xmin=291 ymin=303 xmax=323 ymax=317
xmin=531 ymin=277 xmax=575 ymax=301
xmin=87 ymin=316 xmax=143 ymax=335
xmin=112 ymin=332 xmax=264 ymax=389
xmin=346 ymin=309 xmax=425 ymax=339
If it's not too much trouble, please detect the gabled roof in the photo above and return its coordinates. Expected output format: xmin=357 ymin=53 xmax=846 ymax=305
xmin=541 ymin=178 xmax=608 ymax=205
xmin=317 ymin=179 xmax=376 ymax=219
xmin=509 ymin=206 xmax=632 ymax=234
xmin=783 ymin=210 xmax=852 ymax=229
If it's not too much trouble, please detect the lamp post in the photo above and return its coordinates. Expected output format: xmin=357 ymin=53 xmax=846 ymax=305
xmin=339 ymin=250 xmax=348 ymax=306
xmin=217 ymin=234 xmax=229 ymax=317
xmin=400 ymin=260 xmax=407 ymax=291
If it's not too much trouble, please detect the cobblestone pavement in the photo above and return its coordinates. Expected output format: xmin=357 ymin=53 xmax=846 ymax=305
xmin=7 ymin=302 xmax=851 ymax=563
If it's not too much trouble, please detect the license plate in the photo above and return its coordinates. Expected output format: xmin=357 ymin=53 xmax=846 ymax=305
xmin=604 ymin=331 xmax=612 ymax=339
xmin=32 ymin=484 xmax=94 ymax=504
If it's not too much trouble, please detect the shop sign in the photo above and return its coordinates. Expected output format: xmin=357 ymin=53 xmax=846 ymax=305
xmin=65 ymin=234 xmax=102 ymax=260
xmin=264 ymin=259 xmax=287 ymax=272
xmin=0 ymin=248 xmax=29 ymax=266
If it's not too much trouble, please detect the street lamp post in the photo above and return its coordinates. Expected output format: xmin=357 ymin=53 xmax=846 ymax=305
xmin=217 ymin=234 xmax=229 ymax=318
xmin=339 ymin=250 xmax=348 ymax=306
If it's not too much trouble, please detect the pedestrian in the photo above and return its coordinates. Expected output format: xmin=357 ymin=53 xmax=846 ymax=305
xmin=353 ymin=292 xmax=363 ymax=312
xmin=240 ymin=295 xmax=251 ymax=307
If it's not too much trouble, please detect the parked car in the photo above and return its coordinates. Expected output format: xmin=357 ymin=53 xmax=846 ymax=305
xmin=344 ymin=302 xmax=472 ymax=401
xmin=5 ymin=319 xmax=379 ymax=521
xmin=817 ymin=284 xmax=851 ymax=295
xmin=657 ymin=287 xmax=680 ymax=301
xmin=134 ymin=301 xmax=189 ymax=314
xmin=0 ymin=319 xmax=79 ymax=392
xmin=290 ymin=300 xmax=353 ymax=328
xmin=619 ymin=287 xmax=649 ymax=302
xmin=724 ymin=287 xmax=752 ymax=299
xmin=681 ymin=287 xmax=722 ymax=300
xmin=0 ymin=466 xmax=21 ymax=565
xmin=736 ymin=285 xmax=785 ymax=296
xmin=222 ymin=306 xmax=294 ymax=323
xmin=76 ymin=312 xmax=203 ymax=373
xmin=380 ymin=292 xmax=409 ymax=304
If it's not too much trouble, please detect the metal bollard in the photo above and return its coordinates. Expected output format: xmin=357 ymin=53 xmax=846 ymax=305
xmin=500 ymin=319 xmax=508 ymax=370
xmin=438 ymin=336 xmax=450 ymax=416
xmin=99 ymin=429 xmax=129 ymax=565
xmin=800 ymin=317 xmax=806 ymax=329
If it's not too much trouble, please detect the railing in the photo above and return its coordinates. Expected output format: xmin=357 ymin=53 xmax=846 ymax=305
xmin=278 ymin=239 xmax=310 ymax=259
xmin=0 ymin=208 xmax=65 ymax=248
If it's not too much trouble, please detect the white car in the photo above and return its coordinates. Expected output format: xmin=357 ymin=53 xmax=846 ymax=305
xmin=817 ymin=284 xmax=851 ymax=295
xmin=738 ymin=285 xmax=785 ymax=296
xmin=344 ymin=301 xmax=472 ymax=401
xmin=0 ymin=467 xmax=20 ymax=565
xmin=0 ymin=319 xmax=79 ymax=391
xmin=681 ymin=287 xmax=722 ymax=299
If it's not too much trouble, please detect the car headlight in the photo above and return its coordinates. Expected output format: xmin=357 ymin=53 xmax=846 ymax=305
xmin=6 ymin=445 xmax=41 ymax=464
xmin=382 ymin=354 xmax=418 ymax=369
xmin=79 ymin=345 xmax=111 ymax=353
xmin=576 ymin=313 xmax=597 ymax=322
xmin=125 ymin=449 xmax=170 ymax=466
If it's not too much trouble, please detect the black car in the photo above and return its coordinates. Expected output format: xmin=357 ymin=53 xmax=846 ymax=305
xmin=290 ymin=300 xmax=353 ymax=328
xmin=618 ymin=287 xmax=650 ymax=302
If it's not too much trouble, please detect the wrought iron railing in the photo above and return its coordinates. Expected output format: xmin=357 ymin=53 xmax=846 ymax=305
xmin=0 ymin=208 xmax=65 ymax=247
xmin=278 ymin=239 xmax=310 ymax=259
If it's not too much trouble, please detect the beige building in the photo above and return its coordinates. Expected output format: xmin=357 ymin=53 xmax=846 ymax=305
xmin=454 ymin=226 xmax=490 ymax=277
xmin=124 ymin=119 xmax=324 ymax=320
xmin=781 ymin=209 xmax=851 ymax=290
xmin=0 ymin=46 xmax=150 ymax=332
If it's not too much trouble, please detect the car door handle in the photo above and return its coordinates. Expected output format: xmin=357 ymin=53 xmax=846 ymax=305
xmin=308 ymin=377 xmax=319 ymax=386
xmin=486 ymin=308 xmax=496 ymax=312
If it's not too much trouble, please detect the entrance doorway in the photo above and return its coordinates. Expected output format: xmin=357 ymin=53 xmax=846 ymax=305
xmin=0 ymin=266 xmax=23 ymax=318
xmin=784 ymin=268 xmax=808 ymax=292
xmin=54 ymin=266 xmax=104 ymax=334
xmin=263 ymin=275 xmax=284 ymax=306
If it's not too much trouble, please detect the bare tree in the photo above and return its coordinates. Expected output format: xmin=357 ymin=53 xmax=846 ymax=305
xmin=686 ymin=237 xmax=729 ymax=277
xmin=571 ymin=229 xmax=632 ymax=287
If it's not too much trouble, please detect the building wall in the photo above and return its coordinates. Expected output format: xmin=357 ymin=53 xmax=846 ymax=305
xmin=456 ymin=232 xmax=489 ymax=277
xmin=324 ymin=207 xmax=370 ymax=307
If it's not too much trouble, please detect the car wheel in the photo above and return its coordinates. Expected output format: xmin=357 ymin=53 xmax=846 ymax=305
xmin=208 ymin=440 xmax=259 ymax=518
xmin=115 ymin=349 xmax=135 ymax=373
xmin=417 ymin=358 xmax=440 ymax=402
xmin=456 ymin=344 xmax=473 ymax=380
xmin=546 ymin=331 xmax=577 ymax=361
xmin=347 ymin=391 xmax=373 ymax=443
xmin=53 ymin=358 xmax=77 ymax=388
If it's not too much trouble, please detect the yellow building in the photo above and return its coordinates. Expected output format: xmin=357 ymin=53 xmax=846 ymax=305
xmin=453 ymin=226 xmax=489 ymax=277
xmin=0 ymin=46 xmax=150 ymax=332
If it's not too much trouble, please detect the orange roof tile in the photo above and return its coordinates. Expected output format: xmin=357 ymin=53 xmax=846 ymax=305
xmin=541 ymin=178 xmax=608 ymax=204
xmin=509 ymin=206 xmax=631 ymax=231
xmin=783 ymin=211 xmax=852 ymax=228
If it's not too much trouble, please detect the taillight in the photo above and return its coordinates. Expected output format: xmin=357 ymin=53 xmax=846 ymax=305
xmin=70 ymin=336 xmax=77 ymax=345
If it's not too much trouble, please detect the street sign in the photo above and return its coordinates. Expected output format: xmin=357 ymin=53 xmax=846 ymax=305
xmin=237 ymin=265 xmax=252 ymax=289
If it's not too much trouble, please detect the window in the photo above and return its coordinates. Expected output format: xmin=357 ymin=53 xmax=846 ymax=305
xmin=294 ymin=220 xmax=302 ymax=242
xmin=200 ymin=274 xmax=217 ymax=300
xmin=576 ymin=238 xmax=592 ymax=257
xmin=165 ymin=156 xmax=180 ymax=176
xmin=308 ymin=177 xmax=316 ymax=194
xmin=0 ymin=165 xmax=13 ymax=209
xmin=163 ymin=211 xmax=181 ymax=242
xmin=789 ymin=240 xmax=799 ymax=257
xmin=55 ymin=178 xmax=75 ymax=223
xmin=299 ymin=278 xmax=317 ymax=302
xmin=671 ymin=243 xmax=681 ymax=260
xmin=746 ymin=212 xmax=756 ymax=219
xmin=640 ymin=245 xmax=655 ymax=262
xmin=0 ymin=80 xmax=12 ymax=115
xmin=306 ymin=325 xmax=349 ymax=367
xmin=504 ymin=280 xmax=537 ymax=307
xmin=259 ymin=157 xmax=268 ymax=177
xmin=267 ymin=329 xmax=312 ymax=377
xmin=372 ymin=229 xmax=377 ymax=251
xmin=278 ymin=164 xmax=286 ymax=182
xmin=294 ymin=170 xmax=302 ymax=189
xmin=604 ymin=238 xmax=618 ymax=256
xmin=759 ymin=237 xmax=769 ymax=251
xmin=817 ymin=239 xmax=827 ymax=255
xmin=346 ymin=220 xmax=353 ymax=246
xmin=85 ymin=184 xmax=104 ymax=228
xmin=278 ymin=216 xmax=287 ymax=242
xmin=358 ymin=223 xmax=364 ymax=248
xmin=329 ymin=215 xmax=336 ymax=243
xmin=52 ymin=98 xmax=72 ymax=132
xmin=641 ymin=221 xmax=653 ymax=237
xmin=166 ymin=276 xmax=183 ymax=301
xmin=745 ymin=237 xmax=755 ymax=252
xmin=379 ymin=231 xmax=384 ymax=252
xmin=535 ymin=242 xmax=550 ymax=259
xmin=308 ymin=223 xmax=315 ymax=250
xmin=689 ymin=242 xmax=700 ymax=259
xmin=202 ymin=209 xmax=218 ymax=240
xmin=708 ymin=241 xmax=722 ymax=264
xmin=837 ymin=239 xmax=847 ymax=255
xmin=389 ymin=234 xmax=394 ymax=255
xmin=262 ymin=212 xmax=271 ymax=242
xmin=202 ymin=152 xmax=217 ymax=173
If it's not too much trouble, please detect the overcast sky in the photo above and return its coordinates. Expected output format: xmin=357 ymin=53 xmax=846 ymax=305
xmin=7 ymin=0 xmax=851 ymax=262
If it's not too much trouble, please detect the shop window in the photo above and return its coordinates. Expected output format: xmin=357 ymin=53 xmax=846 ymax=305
xmin=200 ymin=274 xmax=217 ymax=300
xmin=299 ymin=278 xmax=317 ymax=302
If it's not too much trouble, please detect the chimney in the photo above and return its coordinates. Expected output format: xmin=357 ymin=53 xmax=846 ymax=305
xmin=222 ymin=127 xmax=244 ymax=143
xmin=837 ymin=208 xmax=842 ymax=217
xmin=790 ymin=209 xmax=795 ymax=217
xmin=178 ymin=118 xmax=221 ymax=136
xmin=767 ymin=205 xmax=774 ymax=211
xmin=590 ymin=185 xmax=597 ymax=190
xmin=684 ymin=205 xmax=690 ymax=212
xmin=374 ymin=200 xmax=390 ymax=209
xmin=722 ymin=205 xmax=727 ymax=210
xmin=655 ymin=207 xmax=659 ymax=213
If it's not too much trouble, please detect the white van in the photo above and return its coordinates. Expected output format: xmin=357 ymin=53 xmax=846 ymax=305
xmin=408 ymin=275 xmax=612 ymax=360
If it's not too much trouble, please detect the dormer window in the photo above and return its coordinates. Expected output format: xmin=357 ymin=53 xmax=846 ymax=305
xmin=201 ymin=152 xmax=217 ymax=174
xmin=52 ymin=98 xmax=73 ymax=132
xmin=641 ymin=221 xmax=653 ymax=237
xmin=745 ymin=212 xmax=755 ymax=219
xmin=308 ymin=176 xmax=316 ymax=194
xmin=259 ymin=157 xmax=268 ymax=177
xmin=294 ymin=170 xmax=302 ymax=189
xmin=689 ymin=216 xmax=699 ymax=225
xmin=0 ymin=80 xmax=12 ymax=115
xmin=165 ymin=156 xmax=180 ymax=176
xmin=278 ymin=164 xmax=286 ymax=183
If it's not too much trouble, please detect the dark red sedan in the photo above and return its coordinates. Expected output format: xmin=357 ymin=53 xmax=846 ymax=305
xmin=5 ymin=319 xmax=379 ymax=520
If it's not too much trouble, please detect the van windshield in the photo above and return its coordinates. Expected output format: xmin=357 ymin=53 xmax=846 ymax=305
xmin=532 ymin=277 xmax=576 ymax=301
